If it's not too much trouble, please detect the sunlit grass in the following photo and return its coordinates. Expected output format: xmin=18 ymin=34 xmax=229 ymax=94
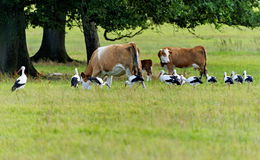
xmin=0 ymin=24 xmax=259 ymax=160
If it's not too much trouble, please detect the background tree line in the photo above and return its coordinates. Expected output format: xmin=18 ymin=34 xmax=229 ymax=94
xmin=0 ymin=0 xmax=259 ymax=76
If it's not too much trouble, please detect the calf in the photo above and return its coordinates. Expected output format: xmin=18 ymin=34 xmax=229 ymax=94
xmin=158 ymin=46 xmax=207 ymax=78
xmin=141 ymin=59 xmax=153 ymax=81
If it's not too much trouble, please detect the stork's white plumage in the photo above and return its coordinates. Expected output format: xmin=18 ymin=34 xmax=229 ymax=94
xmin=71 ymin=68 xmax=81 ymax=87
xmin=224 ymin=72 xmax=234 ymax=85
xmin=243 ymin=70 xmax=253 ymax=83
xmin=184 ymin=76 xmax=203 ymax=86
xmin=173 ymin=69 xmax=181 ymax=79
xmin=206 ymin=74 xmax=217 ymax=83
xmin=125 ymin=75 xmax=145 ymax=88
xmin=11 ymin=66 xmax=27 ymax=92
xmin=179 ymin=75 xmax=186 ymax=85
xmin=231 ymin=71 xmax=243 ymax=83
xmin=89 ymin=76 xmax=110 ymax=88
xmin=159 ymin=70 xmax=180 ymax=85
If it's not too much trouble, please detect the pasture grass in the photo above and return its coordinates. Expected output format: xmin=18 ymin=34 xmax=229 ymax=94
xmin=0 ymin=24 xmax=259 ymax=159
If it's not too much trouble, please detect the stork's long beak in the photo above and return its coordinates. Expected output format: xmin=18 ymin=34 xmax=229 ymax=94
xmin=16 ymin=68 xmax=22 ymax=74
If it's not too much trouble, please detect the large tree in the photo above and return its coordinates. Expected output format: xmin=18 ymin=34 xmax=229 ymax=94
xmin=30 ymin=0 xmax=74 ymax=63
xmin=0 ymin=1 xmax=38 ymax=76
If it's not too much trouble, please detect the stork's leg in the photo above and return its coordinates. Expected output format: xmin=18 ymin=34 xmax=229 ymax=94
xmin=141 ymin=81 xmax=146 ymax=88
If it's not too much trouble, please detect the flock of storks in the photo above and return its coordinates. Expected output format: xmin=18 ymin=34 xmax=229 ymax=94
xmin=69 ymin=68 xmax=253 ymax=89
xmin=10 ymin=65 xmax=254 ymax=92
xmin=11 ymin=65 xmax=255 ymax=91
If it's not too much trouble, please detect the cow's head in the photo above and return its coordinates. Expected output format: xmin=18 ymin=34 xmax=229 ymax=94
xmin=80 ymin=72 xmax=92 ymax=89
xmin=80 ymin=72 xmax=89 ymax=82
xmin=158 ymin=49 xmax=171 ymax=64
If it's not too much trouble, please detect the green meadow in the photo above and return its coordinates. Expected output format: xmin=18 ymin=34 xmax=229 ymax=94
xmin=0 ymin=24 xmax=259 ymax=160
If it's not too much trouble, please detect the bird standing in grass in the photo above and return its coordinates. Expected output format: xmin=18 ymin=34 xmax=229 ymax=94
xmin=89 ymin=76 xmax=110 ymax=88
xmin=125 ymin=75 xmax=145 ymax=88
xmin=243 ymin=70 xmax=253 ymax=83
xmin=184 ymin=76 xmax=203 ymax=86
xmin=11 ymin=66 xmax=27 ymax=92
xmin=231 ymin=71 xmax=243 ymax=83
xmin=172 ymin=69 xmax=181 ymax=79
xmin=71 ymin=68 xmax=81 ymax=87
xmin=206 ymin=73 xmax=217 ymax=83
xmin=224 ymin=72 xmax=234 ymax=85
xmin=159 ymin=70 xmax=181 ymax=85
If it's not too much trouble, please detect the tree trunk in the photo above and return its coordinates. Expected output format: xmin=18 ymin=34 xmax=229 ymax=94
xmin=0 ymin=6 xmax=38 ymax=77
xmin=82 ymin=20 xmax=100 ymax=63
xmin=30 ymin=12 xmax=73 ymax=63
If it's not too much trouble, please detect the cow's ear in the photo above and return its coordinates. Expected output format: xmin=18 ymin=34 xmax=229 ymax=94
xmin=81 ymin=72 xmax=86 ymax=78
xmin=158 ymin=49 xmax=162 ymax=57
xmin=168 ymin=50 xmax=172 ymax=54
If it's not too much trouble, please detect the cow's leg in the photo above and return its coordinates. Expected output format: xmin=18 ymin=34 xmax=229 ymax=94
xmin=126 ymin=68 xmax=133 ymax=77
xmin=105 ymin=76 xmax=113 ymax=88
xmin=203 ymin=65 xmax=208 ymax=77
xmin=199 ymin=64 xmax=207 ymax=79
xmin=147 ymin=72 xmax=152 ymax=81
xmin=167 ymin=63 xmax=174 ymax=75
xmin=146 ymin=74 xmax=150 ymax=81
xmin=148 ymin=66 xmax=153 ymax=81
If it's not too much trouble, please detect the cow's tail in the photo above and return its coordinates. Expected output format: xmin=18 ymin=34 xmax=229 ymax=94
xmin=129 ymin=42 xmax=142 ymax=76
xmin=202 ymin=47 xmax=207 ymax=77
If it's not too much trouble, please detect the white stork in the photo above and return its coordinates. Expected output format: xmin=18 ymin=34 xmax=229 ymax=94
xmin=11 ymin=66 xmax=27 ymax=92
xmin=243 ymin=70 xmax=253 ymax=83
xmin=159 ymin=70 xmax=181 ymax=85
xmin=206 ymin=73 xmax=217 ymax=83
xmin=224 ymin=72 xmax=234 ymax=85
xmin=125 ymin=75 xmax=145 ymax=88
xmin=184 ymin=76 xmax=203 ymax=86
xmin=89 ymin=76 xmax=110 ymax=88
xmin=71 ymin=68 xmax=81 ymax=87
xmin=231 ymin=71 xmax=243 ymax=83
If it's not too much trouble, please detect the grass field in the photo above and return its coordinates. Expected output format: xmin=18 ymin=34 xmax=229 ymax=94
xmin=0 ymin=24 xmax=259 ymax=160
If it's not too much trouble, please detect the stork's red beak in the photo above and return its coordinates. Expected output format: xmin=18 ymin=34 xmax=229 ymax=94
xmin=16 ymin=68 xmax=22 ymax=74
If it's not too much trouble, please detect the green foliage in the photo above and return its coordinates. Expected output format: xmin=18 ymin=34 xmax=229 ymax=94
xmin=79 ymin=0 xmax=260 ymax=39
xmin=1 ymin=0 xmax=259 ymax=38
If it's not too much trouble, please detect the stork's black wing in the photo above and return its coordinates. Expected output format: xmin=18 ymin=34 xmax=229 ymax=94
xmin=11 ymin=80 xmax=25 ymax=92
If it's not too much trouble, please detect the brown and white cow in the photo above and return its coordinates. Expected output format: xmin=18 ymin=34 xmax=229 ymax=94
xmin=141 ymin=59 xmax=153 ymax=81
xmin=158 ymin=46 xmax=207 ymax=78
xmin=81 ymin=42 xmax=144 ymax=89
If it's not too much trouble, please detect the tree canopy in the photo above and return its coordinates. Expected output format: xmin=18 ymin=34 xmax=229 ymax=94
xmin=0 ymin=0 xmax=259 ymax=75
xmin=74 ymin=0 xmax=259 ymax=40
